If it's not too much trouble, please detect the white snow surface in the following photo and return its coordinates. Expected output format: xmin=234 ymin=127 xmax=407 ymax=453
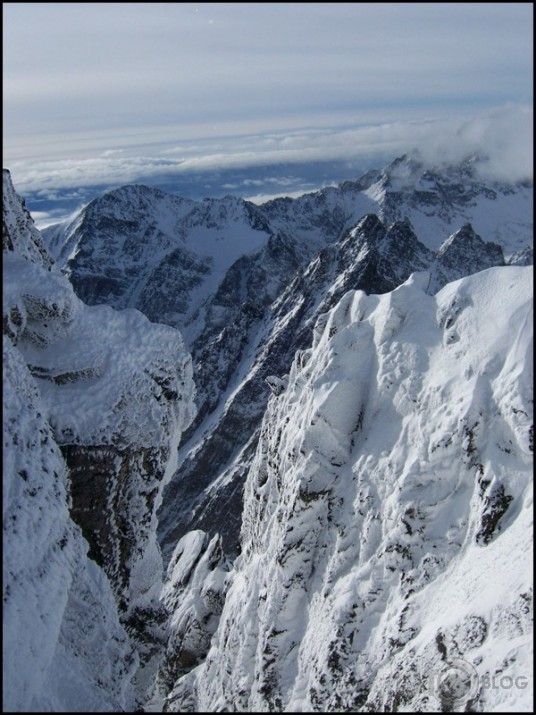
xmin=167 ymin=266 xmax=533 ymax=712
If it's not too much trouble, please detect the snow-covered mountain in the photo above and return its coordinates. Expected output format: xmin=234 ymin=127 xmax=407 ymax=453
xmin=40 ymin=154 xmax=532 ymax=564
xmin=4 ymin=155 xmax=533 ymax=712
xmin=3 ymin=169 xmax=196 ymax=710
xmin=163 ymin=265 xmax=533 ymax=712
xmin=42 ymin=153 xmax=532 ymax=335
xmin=42 ymin=185 xmax=272 ymax=345
xmin=156 ymin=212 xmax=510 ymax=562
xmin=259 ymin=151 xmax=532 ymax=259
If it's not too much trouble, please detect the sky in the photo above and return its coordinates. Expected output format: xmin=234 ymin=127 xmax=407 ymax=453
xmin=3 ymin=2 xmax=533 ymax=224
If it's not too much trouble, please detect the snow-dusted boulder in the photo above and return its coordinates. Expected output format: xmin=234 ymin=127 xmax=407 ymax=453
xmin=155 ymin=530 xmax=230 ymax=709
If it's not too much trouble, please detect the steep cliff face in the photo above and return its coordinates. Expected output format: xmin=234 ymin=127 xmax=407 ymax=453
xmin=3 ymin=170 xmax=196 ymax=709
xmin=165 ymin=266 xmax=533 ymax=712
xmin=3 ymin=335 xmax=138 ymax=712
xmin=428 ymin=223 xmax=505 ymax=292
xmin=3 ymin=168 xmax=53 ymax=268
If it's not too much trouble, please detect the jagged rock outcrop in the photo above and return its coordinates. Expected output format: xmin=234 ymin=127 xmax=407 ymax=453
xmin=154 ymin=531 xmax=230 ymax=709
xmin=3 ymin=169 xmax=196 ymax=710
xmin=507 ymin=245 xmax=534 ymax=266
xmin=166 ymin=266 xmax=533 ymax=712
xmin=3 ymin=168 xmax=53 ymax=268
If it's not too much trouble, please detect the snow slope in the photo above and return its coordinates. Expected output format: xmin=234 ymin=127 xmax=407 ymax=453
xmin=166 ymin=266 xmax=533 ymax=712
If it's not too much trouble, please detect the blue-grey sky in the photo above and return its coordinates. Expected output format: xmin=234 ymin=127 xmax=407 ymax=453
xmin=3 ymin=2 xmax=533 ymax=217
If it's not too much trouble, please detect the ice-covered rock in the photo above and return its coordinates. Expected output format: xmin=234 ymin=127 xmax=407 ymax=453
xmin=155 ymin=530 xmax=230 ymax=710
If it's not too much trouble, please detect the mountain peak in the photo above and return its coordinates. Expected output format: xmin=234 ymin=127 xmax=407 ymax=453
xmin=352 ymin=212 xmax=385 ymax=237
xmin=438 ymin=222 xmax=486 ymax=256
xmin=433 ymin=222 xmax=505 ymax=287
xmin=3 ymin=168 xmax=54 ymax=269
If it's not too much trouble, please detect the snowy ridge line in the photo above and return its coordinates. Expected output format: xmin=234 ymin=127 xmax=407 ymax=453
xmin=157 ymin=210 xmax=516 ymax=563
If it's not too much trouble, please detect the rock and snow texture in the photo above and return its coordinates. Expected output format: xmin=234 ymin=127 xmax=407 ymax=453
xmin=3 ymin=168 xmax=53 ymax=268
xmin=41 ymin=154 xmax=532 ymax=343
xmin=260 ymin=151 xmax=532 ymax=260
xmin=3 ymin=169 xmax=196 ymax=710
xmin=4 ymin=159 xmax=533 ymax=712
xmin=166 ymin=266 xmax=533 ymax=712
xmin=42 ymin=185 xmax=271 ymax=345
xmin=154 ymin=530 xmax=230 ymax=707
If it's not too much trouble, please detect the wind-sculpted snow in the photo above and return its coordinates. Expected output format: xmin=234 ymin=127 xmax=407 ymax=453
xmin=166 ymin=266 xmax=533 ymax=712
xmin=3 ymin=170 xmax=197 ymax=710
xmin=3 ymin=337 xmax=139 ymax=712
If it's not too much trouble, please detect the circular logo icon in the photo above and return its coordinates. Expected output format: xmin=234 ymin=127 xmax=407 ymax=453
xmin=429 ymin=658 xmax=479 ymax=706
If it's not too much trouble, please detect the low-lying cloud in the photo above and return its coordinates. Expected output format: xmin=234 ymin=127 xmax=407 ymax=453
xmin=7 ymin=104 xmax=533 ymax=204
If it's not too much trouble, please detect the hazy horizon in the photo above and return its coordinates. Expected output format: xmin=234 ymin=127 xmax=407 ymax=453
xmin=3 ymin=2 xmax=533 ymax=225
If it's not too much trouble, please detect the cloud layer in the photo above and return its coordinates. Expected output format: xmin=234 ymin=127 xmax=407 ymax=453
xmin=3 ymin=2 xmax=532 ymax=217
xmin=7 ymin=104 xmax=533 ymax=200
